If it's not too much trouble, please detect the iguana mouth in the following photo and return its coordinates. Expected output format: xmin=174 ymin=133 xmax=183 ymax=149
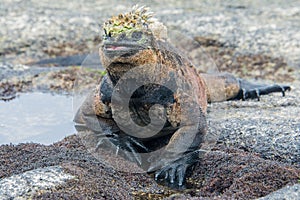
xmin=103 ymin=42 xmax=145 ymax=54
xmin=105 ymin=45 xmax=129 ymax=51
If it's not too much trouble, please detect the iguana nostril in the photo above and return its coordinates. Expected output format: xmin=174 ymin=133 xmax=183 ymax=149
xmin=132 ymin=31 xmax=142 ymax=41
xmin=118 ymin=32 xmax=126 ymax=40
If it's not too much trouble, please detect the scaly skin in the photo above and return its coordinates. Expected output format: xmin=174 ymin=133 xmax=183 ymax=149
xmin=74 ymin=6 xmax=291 ymax=186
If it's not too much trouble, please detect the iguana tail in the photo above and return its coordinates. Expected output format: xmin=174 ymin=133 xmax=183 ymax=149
xmin=200 ymin=73 xmax=291 ymax=102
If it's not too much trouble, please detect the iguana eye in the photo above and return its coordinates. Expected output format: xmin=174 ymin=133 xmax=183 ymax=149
xmin=103 ymin=29 xmax=112 ymax=39
xmin=103 ymin=29 xmax=107 ymax=36
xmin=132 ymin=31 xmax=142 ymax=41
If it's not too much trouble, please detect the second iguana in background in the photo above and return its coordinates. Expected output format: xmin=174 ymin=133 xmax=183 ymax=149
xmin=74 ymin=6 xmax=291 ymax=186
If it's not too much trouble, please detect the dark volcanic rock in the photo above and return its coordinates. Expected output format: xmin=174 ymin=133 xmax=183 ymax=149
xmin=0 ymin=135 xmax=299 ymax=199
xmin=0 ymin=136 xmax=135 ymax=199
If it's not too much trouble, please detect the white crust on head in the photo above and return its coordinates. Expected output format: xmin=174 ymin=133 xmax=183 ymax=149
xmin=103 ymin=5 xmax=168 ymax=40
xmin=149 ymin=20 xmax=168 ymax=40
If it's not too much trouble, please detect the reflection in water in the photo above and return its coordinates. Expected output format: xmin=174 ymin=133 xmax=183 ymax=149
xmin=0 ymin=92 xmax=75 ymax=145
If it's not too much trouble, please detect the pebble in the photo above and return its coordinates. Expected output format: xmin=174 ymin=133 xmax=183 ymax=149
xmin=258 ymin=184 xmax=300 ymax=200
xmin=0 ymin=165 xmax=75 ymax=199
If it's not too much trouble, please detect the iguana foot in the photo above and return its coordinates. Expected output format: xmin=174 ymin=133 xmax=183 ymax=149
xmin=154 ymin=161 xmax=188 ymax=187
xmin=96 ymin=133 xmax=148 ymax=165
xmin=233 ymin=79 xmax=291 ymax=101
xmin=149 ymin=150 xmax=200 ymax=186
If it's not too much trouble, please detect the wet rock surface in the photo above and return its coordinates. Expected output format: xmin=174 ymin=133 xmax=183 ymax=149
xmin=0 ymin=0 xmax=299 ymax=199
xmin=0 ymin=64 xmax=103 ymax=100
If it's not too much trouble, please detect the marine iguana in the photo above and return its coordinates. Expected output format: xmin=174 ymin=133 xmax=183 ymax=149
xmin=74 ymin=6 xmax=291 ymax=186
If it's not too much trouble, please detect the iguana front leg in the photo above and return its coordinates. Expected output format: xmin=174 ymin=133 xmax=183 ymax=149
xmin=148 ymin=129 xmax=205 ymax=186
xmin=74 ymin=76 xmax=148 ymax=165
xmin=148 ymin=106 xmax=207 ymax=186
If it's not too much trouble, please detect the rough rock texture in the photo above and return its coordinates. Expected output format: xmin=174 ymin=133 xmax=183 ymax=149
xmin=1 ymin=0 xmax=299 ymax=69
xmin=160 ymin=0 xmax=300 ymax=68
xmin=0 ymin=136 xmax=299 ymax=199
xmin=0 ymin=136 xmax=140 ymax=199
xmin=209 ymin=82 xmax=300 ymax=165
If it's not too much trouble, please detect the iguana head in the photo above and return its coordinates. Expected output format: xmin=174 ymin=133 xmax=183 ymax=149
xmin=99 ymin=5 xmax=168 ymax=71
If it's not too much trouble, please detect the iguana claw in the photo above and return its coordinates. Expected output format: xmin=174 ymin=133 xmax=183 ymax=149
xmin=149 ymin=150 xmax=200 ymax=187
xmin=96 ymin=133 xmax=148 ymax=165
xmin=154 ymin=162 xmax=188 ymax=186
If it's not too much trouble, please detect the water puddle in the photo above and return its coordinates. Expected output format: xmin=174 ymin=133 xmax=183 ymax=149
xmin=0 ymin=92 xmax=76 ymax=145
